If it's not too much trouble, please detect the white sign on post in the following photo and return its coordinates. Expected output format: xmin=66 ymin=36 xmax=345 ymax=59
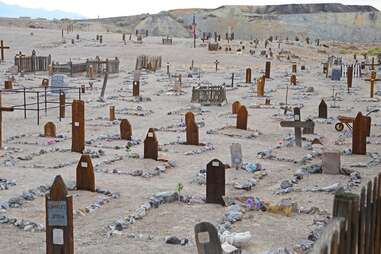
xmin=53 ymin=228 xmax=64 ymax=245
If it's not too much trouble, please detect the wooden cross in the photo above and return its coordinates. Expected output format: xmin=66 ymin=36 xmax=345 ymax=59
xmin=0 ymin=92 xmax=14 ymax=149
xmin=0 ymin=40 xmax=10 ymax=61
xmin=280 ymin=108 xmax=314 ymax=147
xmin=215 ymin=60 xmax=219 ymax=72
xmin=365 ymin=71 xmax=381 ymax=98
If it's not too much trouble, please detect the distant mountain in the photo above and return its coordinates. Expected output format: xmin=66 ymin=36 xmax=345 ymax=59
xmin=0 ymin=1 xmax=85 ymax=19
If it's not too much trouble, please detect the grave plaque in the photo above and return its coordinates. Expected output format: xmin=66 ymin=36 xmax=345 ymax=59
xmin=230 ymin=143 xmax=242 ymax=169
xmin=46 ymin=175 xmax=73 ymax=254
xmin=185 ymin=112 xmax=199 ymax=145
xmin=232 ymin=101 xmax=241 ymax=114
xmin=71 ymin=100 xmax=85 ymax=153
xmin=265 ymin=61 xmax=271 ymax=79
xmin=236 ymin=105 xmax=248 ymax=130
xmin=144 ymin=128 xmax=158 ymax=160
xmin=195 ymin=222 xmax=223 ymax=254
xmin=322 ymin=152 xmax=341 ymax=175
xmin=120 ymin=119 xmax=132 ymax=140
xmin=76 ymin=154 xmax=95 ymax=192
xmin=318 ymin=99 xmax=328 ymax=119
xmin=206 ymin=159 xmax=225 ymax=205
xmin=245 ymin=68 xmax=252 ymax=83
xmin=109 ymin=106 xmax=115 ymax=121
xmin=44 ymin=122 xmax=56 ymax=137
xmin=352 ymin=112 xmax=368 ymax=155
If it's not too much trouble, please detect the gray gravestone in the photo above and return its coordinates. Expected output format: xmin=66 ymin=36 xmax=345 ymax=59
xmin=50 ymin=74 xmax=65 ymax=93
xmin=230 ymin=143 xmax=242 ymax=169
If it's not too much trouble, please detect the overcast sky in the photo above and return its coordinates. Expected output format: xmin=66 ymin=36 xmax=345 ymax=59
xmin=2 ymin=0 xmax=380 ymax=18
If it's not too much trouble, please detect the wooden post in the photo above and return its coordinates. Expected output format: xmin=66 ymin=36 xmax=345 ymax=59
xmin=46 ymin=175 xmax=74 ymax=254
xmin=333 ymin=192 xmax=359 ymax=254
xmin=352 ymin=112 xmax=367 ymax=155
xmin=347 ymin=66 xmax=353 ymax=92
xmin=132 ymin=81 xmax=140 ymax=97
xmin=76 ymin=155 xmax=95 ymax=192
xmin=215 ymin=60 xmax=219 ymax=72
xmin=71 ymin=100 xmax=85 ymax=153
xmin=59 ymin=91 xmax=65 ymax=119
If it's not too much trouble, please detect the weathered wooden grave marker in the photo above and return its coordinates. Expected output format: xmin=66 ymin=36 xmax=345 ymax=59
xmin=318 ymin=99 xmax=328 ymax=119
xmin=144 ymin=128 xmax=158 ymax=160
xmin=194 ymin=222 xmax=223 ymax=254
xmin=0 ymin=91 xmax=14 ymax=149
xmin=45 ymin=175 xmax=73 ymax=254
xmin=99 ymin=72 xmax=108 ymax=100
xmin=232 ymin=101 xmax=241 ymax=114
xmin=257 ymin=76 xmax=265 ymax=97
xmin=347 ymin=65 xmax=353 ymax=92
xmin=185 ymin=112 xmax=199 ymax=145
xmin=230 ymin=143 xmax=242 ymax=170
xmin=42 ymin=78 xmax=49 ymax=88
xmin=265 ymin=61 xmax=271 ymax=78
xmin=4 ymin=80 xmax=12 ymax=89
xmin=236 ymin=105 xmax=248 ymax=130
xmin=132 ymin=81 xmax=140 ymax=96
xmin=206 ymin=159 xmax=225 ymax=205
xmin=71 ymin=100 xmax=85 ymax=153
xmin=44 ymin=122 xmax=56 ymax=138
xmin=365 ymin=71 xmax=380 ymax=98
xmin=87 ymin=65 xmax=94 ymax=80
xmin=59 ymin=91 xmax=65 ymax=119
xmin=245 ymin=68 xmax=252 ymax=83
xmin=352 ymin=112 xmax=369 ymax=155
xmin=322 ymin=152 xmax=341 ymax=175
xmin=109 ymin=106 xmax=115 ymax=121
xmin=290 ymin=73 xmax=297 ymax=85
xmin=76 ymin=155 xmax=95 ymax=192
xmin=280 ymin=108 xmax=314 ymax=147
xmin=292 ymin=63 xmax=297 ymax=73
xmin=215 ymin=60 xmax=219 ymax=72
xmin=120 ymin=119 xmax=132 ymax=140
xmin=0 ymin=40 xmax=10 ymax=61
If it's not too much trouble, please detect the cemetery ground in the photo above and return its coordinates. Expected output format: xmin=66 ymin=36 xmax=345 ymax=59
xmin=0 ymin=26 xmax=380 ymax=253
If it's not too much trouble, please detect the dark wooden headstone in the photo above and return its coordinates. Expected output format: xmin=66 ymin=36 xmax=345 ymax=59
xmin=290 ymin=74 xmax=297 ymax=85
xmin=109 ymin=106 xmax=115 ymax=121
xmin=44 ymin=122 xmax=56 ymax=138
xmin=232 ymin=101 xmax=241 ymax=114
xmin=120 ymin=119 xmax=132 ymax=140
xmin=347 ymin=66 xmax=353 ymax=91
xmin=185 ymin=112 xmax=199 ymax=145
xmin=132 ymin=81 xmax=140 ymax=97
xmin=144 ymin=128 xmax=158 ymax=160
xmin=206 ymin=159 xmax=225 ymax=205
xmin=352 ymin=112 xmax=368 ymax=155
xmin=71 ymin=100 xmax=85 ymax=153
xmin=4 ymin=80 xmax=12 ymax=89
xmin=46 ymin=175 xmax=74 ymax=254
xmin=76 ymin=155 xmax=95 ymax=192
xmin=236 ymin=105 xmax=248 ymax=130
xmin=59 ymin=91 xmax=65 ymax=119
xmin=195 ymin=222 xmax=223 ymax=254
xmin=245 ymin=68 xmax=252 ymax=83
xmin=265 ymin=61 xmax=271 ymax=79
xmin=318 ymin=99 xmax=328 ymax=119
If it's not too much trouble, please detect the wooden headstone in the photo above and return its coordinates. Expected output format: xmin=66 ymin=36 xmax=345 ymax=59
xmin=195 ymin=222 xmax=223 ymax=254
xmin=290 ymin=74 xmax=297 ymax=85
xmin=257 ymin=76 xmax=265 ymax=97
xmin=109 ymin=106 xmax=115 ymax=121
xmin=236 ymin=105 xmax=248 ymax=130
xmin=46 ymin=175 xmax=74 ymax=254
xmin=206 ymin=159 xmax=225 ymax=205
xmin=76 ymin=155 xmax=95 ymax=192
xmin=132 ymin=81 xmax=140 ymax=97
xmin=265 ymin=61 xmax=271 ymax=78
xmin=71 ymin=100 xmax=85 ymax=153
xmin=59 ymin=91 xmax=65 ymax=119
xmin=232 ymin=101 xmax=241 ymax=114
xmin=318 ymin=99 xmax=328 ymax=119
xmin=322 ymin=152 xmax=341 ymax=175
xmin=144 ymin=128 xmax=158 ymax=160
xmin=44 ymin=122 xmax=56 ymax=138
xmin=230 ymin=143 xmax=242 ymax=169
xmin=352 ymin=112 xmax=367 ymax=155
xmin=120 ymin=119 xmax=132 ymax=140
xmin=245 ymin=68 xmax=252 ymax=83
xmin=185 ymin=112 xmax=199 ymax=145
xmin=4 ymin=80 xmax=12 ymax=89
xmin=292 ymin=63 xmax=297 ymax=73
